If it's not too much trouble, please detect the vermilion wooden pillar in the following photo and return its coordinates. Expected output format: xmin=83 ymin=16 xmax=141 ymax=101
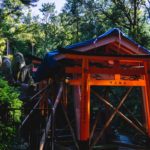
xmin=79 ymin=58 xmax=90 ymax=149
xmin=143 ymin=62 xmax=150 ymax=137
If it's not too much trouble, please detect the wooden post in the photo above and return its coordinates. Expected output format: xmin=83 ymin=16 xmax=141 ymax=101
xmin=143 ymin=62 xmax=150 ymax=137
xmin=79 ymin=58 xmax=90 ymax=149
xmin=62 ymin=81 xmax=68 ymax=109
xmin=39 ymin=80 xmax=47 ymax=116
xmin=73 ymin=86 xmax=81 ymax=140
xmin=39 ymin=84 xmax=63 ymax=150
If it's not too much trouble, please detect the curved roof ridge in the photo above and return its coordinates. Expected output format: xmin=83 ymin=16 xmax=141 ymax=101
xmin=64 ymin=28 xmax=150 ymax=54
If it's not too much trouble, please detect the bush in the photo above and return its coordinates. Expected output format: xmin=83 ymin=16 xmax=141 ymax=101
xmin=0 ymin=76 xmax=22 ymax=149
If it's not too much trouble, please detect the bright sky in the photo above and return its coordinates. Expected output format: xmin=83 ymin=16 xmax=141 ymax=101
xmin=31 ymin=0 xmax=66 ymax=16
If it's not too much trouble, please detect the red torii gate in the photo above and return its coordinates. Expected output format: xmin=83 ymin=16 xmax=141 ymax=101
xmin=39 ymin=29 xmax=150 ymax=149
xmin=61 ymin=54 xmax=150 ymax=149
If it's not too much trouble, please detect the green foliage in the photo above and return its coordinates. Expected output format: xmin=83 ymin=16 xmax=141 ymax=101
xmin=0 ymin=38 xmax=6 ymax=55
xmin=0 ymin=76 xmax=22 ymax=149
xmin=0 ymin=0 xmax=150 ymax=56
xmin=93 ymin=0 xmax=150 ymax=46
xmin=0 ymin=77 xmax=22 ymax=121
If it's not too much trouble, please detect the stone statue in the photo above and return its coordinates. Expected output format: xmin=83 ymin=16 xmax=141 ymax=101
xmin=1 ymin=56 xmax=14 ymax=84
xmin=12 ymin=52 xmax=34 ymax=84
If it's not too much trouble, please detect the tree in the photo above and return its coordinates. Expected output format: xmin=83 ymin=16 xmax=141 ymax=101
xmin=0 ymin=0 xmax=149 ymax=57
xmin=143 ymin=0 xmax=150 ymax=21
xmin=0 ymin=0 xmax=24 ymax=54
xmin=95 ymin=0 xmax=150 ymax=48
xmin=20 ymin=0 xmax=39 ymax=5
xmin=38 ymin=3 xmax=61 ymax=54
xmin=61 ymin=0 xmax=83 ymax=43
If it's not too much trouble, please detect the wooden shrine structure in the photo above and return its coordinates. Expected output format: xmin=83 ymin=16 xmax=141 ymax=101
xmin=37 ymin=28 xmax=150 ymax=150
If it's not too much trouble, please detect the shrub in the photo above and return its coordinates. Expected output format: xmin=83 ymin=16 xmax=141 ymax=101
xmin=0 ymin=76 xmax=22 ymax=149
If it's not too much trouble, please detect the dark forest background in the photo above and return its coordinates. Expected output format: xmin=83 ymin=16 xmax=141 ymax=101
xmin=0 ymin=0 xmax=150 ymax=57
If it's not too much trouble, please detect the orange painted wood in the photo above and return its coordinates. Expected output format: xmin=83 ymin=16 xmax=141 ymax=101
xmin=68 ymin=79 xmax=146 ymax=86
xmin=143 ymin=62 xmax=150 ymax=136
xmin=55 ymin=53 xmax=149 ymax=63
xmin=90 ymin=79 xmax=146 ymax=86
xmin=63 ymin=54 xmax=149 ymax=62
xmin=61 ymin=53 xmax=150 ymax=139
xmin=80 ymin=59 xmax=90 ymax=140
xmin=66 ymin=66 xmax=145 ymax=75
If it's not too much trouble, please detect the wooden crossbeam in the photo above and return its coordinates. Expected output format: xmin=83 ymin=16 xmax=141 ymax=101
xmin=63 ymin=54 xmax=150 ymax=62
xmin=90 ymin=87 xmax=133 ymax=149
xmin=55 ymin=53 xmax=150 ymax=62
xmin=68 ymin=79 xmax=146 ymax=86
xmin=91 ymin=89 xmax=146 ymax=137
xmin=66 ymin=66 xmax=145 ymax=75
